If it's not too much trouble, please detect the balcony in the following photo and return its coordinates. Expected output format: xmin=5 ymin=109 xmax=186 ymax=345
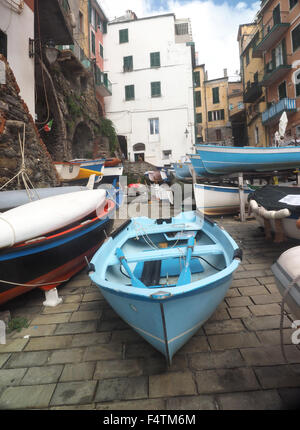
xmin=262 ymin=62 xmax=291 ymax=86
xmin=252 ymin=11 xmax=289 ymax=57
xmin=262 ymin=98 xmax=296 ymax=125
xmin=243 ymin=82 xmax=263 ymax=103
xmin=36 ymin=0 xmax=74 ymax=46
xmin=94 ymin=66 xmax=112 ymax=97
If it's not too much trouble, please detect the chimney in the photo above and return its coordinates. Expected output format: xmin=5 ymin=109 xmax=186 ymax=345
xmin=224 ymin=68 xmax=228 ymax=78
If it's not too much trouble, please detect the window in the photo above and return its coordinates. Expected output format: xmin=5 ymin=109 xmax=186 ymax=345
xmin=212 ymin=87 xmax=220 ymax=104
xmin=195 ymin=91 xmax=201 ymax=107
xmin=278 ymin=81 xmax=287 ymax=99
xmin=255 ymin=127 xmax=259 ymax=145
xmin=119 ymin=29 xmax=128 ymax=44
xmin=254 ymin=72 xmax=259 ymax=83
xmin=103 ymin=21 xmax=107 ymax=34
xmin=149 ymin=118 xmax=159 ymax=135
xmin=151 ymin=81 xmax=161 ymax=97
xmin=196 ymin=113 xmax=202 ymax=123
xmin=150 ymin=52 xmax=160 ymax=68
xmin=91 ymin=31 xmax=95 ymax=55
xmin=99 ymin=43 xmax=103 ymax=58
xmin=175 ymin=23 xmax=189 ymax=35
xmin=292 ymin=24 xmax=300 ymax=52
xmin=273 ymin=4 xmax=281 ymax=26
xmin=123 ymin=56 xmax=133 ymax=72
xmin=0 ymin=30 xmax=7 ymax=58
xmin=208 ymin=109 xmax=225 ymax=121
xmin=194 ymin=71 xmax=200 ymax=87
xmin=296 ymin=70 xmax=300 ymax=97
xmin=125 ymin=85 xmax=135 ymax=101
xmin=162 ymin=150 xmax=172 ymax=160
xmin=289 ymin=0 xmax=298 ymax=8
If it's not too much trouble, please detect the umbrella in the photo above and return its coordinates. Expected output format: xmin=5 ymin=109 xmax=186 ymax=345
xmin=279 ymin=111 xmax=288 ymax=138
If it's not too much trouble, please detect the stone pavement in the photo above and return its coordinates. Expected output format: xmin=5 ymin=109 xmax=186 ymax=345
xmin=0 ymin=214 xmax=300 ymax=410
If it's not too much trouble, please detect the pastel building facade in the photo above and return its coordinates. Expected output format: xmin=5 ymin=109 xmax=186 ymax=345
xmin=103 ymin=12 xmax=196 ymax=165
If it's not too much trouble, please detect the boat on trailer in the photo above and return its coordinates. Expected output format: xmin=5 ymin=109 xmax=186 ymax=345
xmin=0 ymin=190 xmax=117 ymax=305
xmin=89 ymin=211 xmax=242 ymax=364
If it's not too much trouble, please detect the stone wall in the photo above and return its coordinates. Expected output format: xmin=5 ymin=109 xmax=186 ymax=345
xmin=35 ymin=52 xmax=117 ymax=161
xmin=0 ymin=55 xmax=59 ymax=190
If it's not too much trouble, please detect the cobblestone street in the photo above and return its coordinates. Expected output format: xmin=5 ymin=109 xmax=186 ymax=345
xmin=0 ymin=213 xmax=300 ymax=410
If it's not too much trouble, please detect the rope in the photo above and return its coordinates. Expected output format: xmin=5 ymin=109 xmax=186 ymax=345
xmin=0 ymin=124 xmax=40 ymax=200
xmin=0 ymin=277 xmax=72 ymax=287
xmin=280 ymin=274 xmax=300 ymax=374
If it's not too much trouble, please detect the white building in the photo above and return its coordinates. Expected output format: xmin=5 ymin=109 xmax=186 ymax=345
xmin=104 ymin=12 xmax=196 ymax=166
xmin=0 ymin=0 xmax=35 ymax=117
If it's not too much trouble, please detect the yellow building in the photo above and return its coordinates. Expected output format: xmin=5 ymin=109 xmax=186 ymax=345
xmin=238 ymin=23 xmax=267 ymax=146
xmin=78 ymin=0 xmax=90 ymax=60
xmin=194 ymin=65 xmax=233 ymax=144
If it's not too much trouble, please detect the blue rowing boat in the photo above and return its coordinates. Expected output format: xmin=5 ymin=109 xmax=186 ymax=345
xmin=89 ymin=211 xmax=242 ymax=364
xmin=195 ymin=145 xmax=300 ymax=174
xmin=172 ymin=162 xmax=192 ymax=180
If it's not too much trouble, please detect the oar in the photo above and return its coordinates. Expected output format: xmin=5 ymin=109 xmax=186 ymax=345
xmin=177 ymin=236 xmax=195 ymax=286
xmin=116 ymin=248 xmax=146 ymax=288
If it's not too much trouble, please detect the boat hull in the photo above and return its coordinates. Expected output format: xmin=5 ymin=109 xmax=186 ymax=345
xmin=98 ymin=273 xmax=233 ymax=361
xmin=196 ymin=145 xmax=300 ymax=174
xmin=173 ymin=162 xmax=192 ymax=180
xmin=0 ymin=214 xmax=114 ymax=305
xmin=271 ymin=247 xmax=300 ymax=320
xmin=194 ymin=183 xmax=252 ymax=215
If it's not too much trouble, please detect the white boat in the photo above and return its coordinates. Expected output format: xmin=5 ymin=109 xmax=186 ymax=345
xmin=194 ymin=183 xmax=252 ymax=215
xmin=271 ymin=246 xmax=300 ymax=319
xmin=0 ymin=189 xmax=106 ymax=249
xmin=0 ymin=184 xmax=93 ymax=212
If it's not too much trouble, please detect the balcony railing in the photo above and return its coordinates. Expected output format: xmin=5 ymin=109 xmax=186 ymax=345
xmin=262 ymin=98 xmax=296 ymax=124
xmin=252 ymin=10 xmax=289 ymax=56
xmin=262 ymin=62 xmax=291 ymax=86
xmin=94 ymin=66 xmax=112 ymax=97
xmin=243 ymin=82 xmax=263 ymax=103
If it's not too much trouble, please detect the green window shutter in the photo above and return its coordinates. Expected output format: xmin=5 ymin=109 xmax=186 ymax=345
xmin=196 ymin=113 xmax=202 ymax=123
xmin=212 ymin=87 xmax=219 ymax=104
xmin=103 ymin=21 xmax=107 ymax=34
xmin=150 ymin=52 xmax=160 ymax=67
xmin=119 ymin=29 xmax=128 ymax=44
xmin=123 ymin=56 xmax=133 ymax=72
xmin=195 ymin=91 xmax=201 ymax=107
xmin=208 ymin=111 xmax=212 ymax=122
xmin=220 ymin=109 xmax=225 ymax=120
xmin=91 ymin=32 xmax=95 ymax=54
xmin=100 ymin=44 xmax=103 ymax=58
xmin=151 ymin=81 xmax=161 ymax=97
xmin=292 ymin=24 xmax=300 ymax=52
xmin=125 ymin=85 xmax=134 ymax=100
xmin=194 ymin=71 xmax=200 ymax=87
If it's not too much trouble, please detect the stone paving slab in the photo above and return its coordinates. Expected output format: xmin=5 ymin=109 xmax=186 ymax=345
xmin=0 ymin=215 xmax=300 ymax=410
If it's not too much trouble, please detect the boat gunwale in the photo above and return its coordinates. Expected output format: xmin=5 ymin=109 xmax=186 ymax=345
xmin=90 ymin=212 xmax=241 ymax=299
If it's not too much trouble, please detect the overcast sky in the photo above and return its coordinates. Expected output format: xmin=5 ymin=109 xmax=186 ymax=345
xmin=99 ymin=0 xmax=261 ymax=80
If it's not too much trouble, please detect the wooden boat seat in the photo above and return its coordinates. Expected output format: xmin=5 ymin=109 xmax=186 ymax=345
xmin=110 ymin=244 xmax=224 ymax=266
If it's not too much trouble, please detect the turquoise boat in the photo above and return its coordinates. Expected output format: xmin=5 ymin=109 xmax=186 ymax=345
xmin=173 ymin=162 xmax=192 ymax=180
xmin=195 ymin=145 xmax=300 ymax=174
xmin=89 ymin=211 xmax=242 ymax=364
